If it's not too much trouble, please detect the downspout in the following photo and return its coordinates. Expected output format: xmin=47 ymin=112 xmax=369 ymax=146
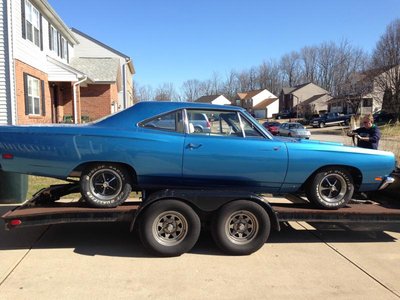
xmin=6 ymin=0 xmax=16 ymax=125
xmin=73 ymin=75 xmax=87 ymax=124
xmin=122 ymin=58 xmax=131 ymax=109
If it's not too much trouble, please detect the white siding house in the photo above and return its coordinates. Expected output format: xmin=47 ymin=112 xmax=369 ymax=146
xmin=236 ymin=89 xmax=279 ymax=118
xmin=71 ymin=28 xmax=135 ymax=110
xmin=195 ymin=95 xmax=231 ymax=105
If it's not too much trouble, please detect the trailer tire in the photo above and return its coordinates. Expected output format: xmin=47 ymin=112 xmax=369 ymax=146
xmin=139 ymin=200 xmax=201 ymax=257
xmin=212 ymin=200 xmax=270 ymax=255
xmin=306 ymin=167 xmax=354 ymax=209
xmin=80 ymin=164 xmax=132 ymax=208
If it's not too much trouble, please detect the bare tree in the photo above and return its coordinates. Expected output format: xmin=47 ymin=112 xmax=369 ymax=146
xmin=280 ymin=51 xmax=301 ymax=87
xmin=300 ymin=46 xmax=318 ymax=83
xmin=136 ymin=84 xmax=154 ymax=102
xmin=154 ymin=83 xmax=179 ymax=101
xmin=372 ymin=19 xmax=400 ymax=115
xmin=181 ymin=79 xmax=203 ymax=102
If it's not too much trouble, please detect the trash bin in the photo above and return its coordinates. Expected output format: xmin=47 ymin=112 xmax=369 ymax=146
xmin=0 ymin=170 xmax=28 ymax=204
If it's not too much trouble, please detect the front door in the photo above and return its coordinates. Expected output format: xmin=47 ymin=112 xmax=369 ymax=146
xmin=183 ymin=109 xmax=288 ymax=192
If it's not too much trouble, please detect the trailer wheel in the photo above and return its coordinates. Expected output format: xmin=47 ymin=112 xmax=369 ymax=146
xmin=306 ymin=167 xmax=354 ymax=209
xmin=212 ymin=200 xmax=270 ymax=255
xmin=80 ymin=164 xmax=132 ymax=208
xmin=139 ymin=200 xmax=201 ymax=257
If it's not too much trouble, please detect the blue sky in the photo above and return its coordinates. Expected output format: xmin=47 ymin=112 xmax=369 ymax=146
xmin=49 ymin=0 xmax=400 ymax=89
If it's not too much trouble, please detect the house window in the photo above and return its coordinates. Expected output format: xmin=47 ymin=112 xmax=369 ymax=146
xmin=25 ymin=74 xmax=42 ymax=115
xmin=60 ymin=36 xmax=68 ymax=60
xmin=24 ymin=0 xmax=40 ymax=47
xmin=363 ymin=98 xmax=373 ymax=107
xmin=49 ymin=26 xmax=58 ymax=54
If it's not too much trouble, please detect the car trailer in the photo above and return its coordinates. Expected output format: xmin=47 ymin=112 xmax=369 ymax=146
xmin=2 ymin=183 xmax=400 ymax=256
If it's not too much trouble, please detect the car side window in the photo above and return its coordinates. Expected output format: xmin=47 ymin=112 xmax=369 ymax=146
xmin=140 ymin=110 xmax=184 ymax=133
xmin=239 ymin=114 xmax=263 ymax=138
xmin=186 ymin=110 xmax=263 ymax=138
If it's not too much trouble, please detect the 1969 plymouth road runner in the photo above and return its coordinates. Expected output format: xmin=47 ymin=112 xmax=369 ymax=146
xmin=0 ymin=102 xmax=396 ymax=209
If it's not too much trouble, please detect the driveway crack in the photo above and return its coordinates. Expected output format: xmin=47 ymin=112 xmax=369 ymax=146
xmin=0 ymin=226 xmax=50 ymax=288
xmin=297 ymin=222 xmax=400 ymax=299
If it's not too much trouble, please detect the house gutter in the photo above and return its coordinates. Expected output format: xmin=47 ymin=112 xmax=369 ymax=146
xmin=73 ymin=76 xmax=87 ymax=124
xmin=122 ymin=58 xmax=131 ymax=109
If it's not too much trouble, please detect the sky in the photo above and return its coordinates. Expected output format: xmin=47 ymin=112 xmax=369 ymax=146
xmin=49 ymin=0 xmax=400 ymax=90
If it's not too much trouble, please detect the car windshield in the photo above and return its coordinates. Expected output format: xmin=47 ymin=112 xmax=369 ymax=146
xmin=289 ymin=124 xmax=304 ymax=129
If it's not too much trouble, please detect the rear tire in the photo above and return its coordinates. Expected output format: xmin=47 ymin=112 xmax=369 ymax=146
xmin=139 ymin=200 xmax=201 ymax=257
xmin=80 ymin=164 xmax=132 ymax=208
xmin=211 ymin=200 xmax=270 ymax=255
xmin=306 ymin=167 xmax=354 ymax=209
xmin=319 ymin=122 xmax=325 ymax=128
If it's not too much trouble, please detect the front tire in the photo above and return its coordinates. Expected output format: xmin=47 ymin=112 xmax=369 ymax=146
xmin=80 ymin=164 xmax=132 ymax=208
xmin=139 ymin=200 xmax=201 ymax=257
xmin=211 ymin=201 xmax=270 ymax=255
xmin=306 ymin=168 xmax=354 ymax=209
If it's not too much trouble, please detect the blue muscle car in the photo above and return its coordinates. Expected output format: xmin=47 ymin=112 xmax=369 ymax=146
xmin=0 ymin=102 xmax=396 ymax=209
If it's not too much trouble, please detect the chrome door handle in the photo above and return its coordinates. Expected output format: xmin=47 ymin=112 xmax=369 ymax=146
xmin=187 ymin=143 xmax=202 ymax=149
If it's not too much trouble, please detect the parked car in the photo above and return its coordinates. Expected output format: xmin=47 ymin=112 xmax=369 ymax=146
xmin=278 ymin=122 xmax=311 ymax=139
xmin=262 ymin=121 xmax=280 ymax=135
xmin=0 ymin=102 xmax=396 ymax=209
xmin=274 ymin=110 xmax=296 ymax=120
xmin=373 ymin=110 xmax=398 ymax=124
xmin=311 ymin=112 xmax=352 ymax=128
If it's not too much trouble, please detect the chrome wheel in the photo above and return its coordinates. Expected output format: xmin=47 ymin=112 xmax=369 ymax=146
xmin=89 ymin=169 xmax=123 ymax=201
xmin=318 ymin=173 xmax=347 ymax=203
xmin=152 ymin=211 xmax=188 ymax=246
xmin=225 ymin=210 xmax=259 ymax=245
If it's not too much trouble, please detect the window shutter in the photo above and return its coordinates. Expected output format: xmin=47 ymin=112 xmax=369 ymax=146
xmin=41 ymin=80 xmax=46 ymax=116
xmin=23 ymin=73 xmax=29 ymax=115
xmin=48 ymin=25 xmax=52 ymax=50
xmin=21 ymin=0 xmax=26 ymax=39
xmin=39 ymin=13 xmax=43 ymax=51
xmin=57 ymin=32 xmax=60 ymax=56
xmin=66 ymin=42 xmax=69 ymax=63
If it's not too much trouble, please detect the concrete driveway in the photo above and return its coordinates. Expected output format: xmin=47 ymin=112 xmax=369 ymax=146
xmin=1 ymin=203 xmax=399 ymax=299
xmin=1 ymin=130 xmax=399 ymax=299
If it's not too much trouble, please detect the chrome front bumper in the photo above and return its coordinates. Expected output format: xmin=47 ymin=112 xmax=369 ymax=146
xmin=379 ymin=176 xmax=395 ymax=190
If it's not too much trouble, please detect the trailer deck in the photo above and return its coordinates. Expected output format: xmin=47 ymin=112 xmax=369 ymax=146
xmin=3 ymin=193 xmax=400 ymax=230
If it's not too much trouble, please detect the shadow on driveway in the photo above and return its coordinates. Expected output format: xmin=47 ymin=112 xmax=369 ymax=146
xmin=0 ymin=219 xmax=398 ymax=258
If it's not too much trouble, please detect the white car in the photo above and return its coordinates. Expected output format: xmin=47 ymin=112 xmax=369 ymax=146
xmin=279 ymin=122 xmax=311 ymax=139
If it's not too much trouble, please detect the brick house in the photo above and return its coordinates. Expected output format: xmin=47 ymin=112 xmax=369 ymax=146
xmin=71 ymin=28 xmax=135 ymax=118
xmin=279 ymin=82 xmax=331 ymax=117
xmin=0 ymin=0 xmax=134 ymax=125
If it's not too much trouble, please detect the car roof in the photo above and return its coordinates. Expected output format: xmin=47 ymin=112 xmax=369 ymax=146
xmin=96 ymin=101 xmax=243 ymax=128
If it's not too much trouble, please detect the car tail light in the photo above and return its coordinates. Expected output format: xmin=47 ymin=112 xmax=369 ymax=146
xmin=9 ymin=219 xmax=22 ymax=226
xmin=2 ymin=153 xmax=14 ymax=159
xmin=206 ymin=121 xmax=211 ymax=128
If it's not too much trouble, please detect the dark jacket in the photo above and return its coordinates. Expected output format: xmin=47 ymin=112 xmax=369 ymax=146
xmin=354 ymin=125 xmax=381 ymax=149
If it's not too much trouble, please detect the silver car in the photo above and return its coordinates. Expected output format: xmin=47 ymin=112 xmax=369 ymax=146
xmin=279 ymin=122 xmax=311 ymax=139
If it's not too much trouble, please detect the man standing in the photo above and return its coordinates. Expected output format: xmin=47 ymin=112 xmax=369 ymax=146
xmin=348 ymin=114 xmax=381 ymax=149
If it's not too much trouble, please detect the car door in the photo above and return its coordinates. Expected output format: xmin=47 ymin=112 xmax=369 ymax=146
xmin=136 ymin=109 xmax=185 ymax=188
xmin=182 ymin=109 xmax=288 ymax=192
